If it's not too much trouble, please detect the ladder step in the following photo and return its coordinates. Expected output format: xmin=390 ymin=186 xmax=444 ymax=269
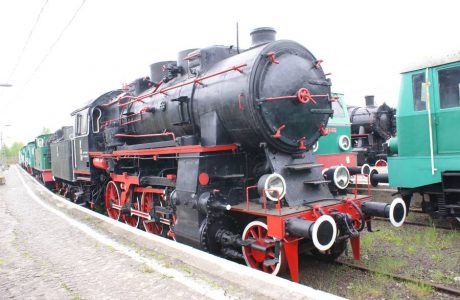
xmin=286 ymin=163 xmax=323 ymax=171
xmin=304 ymin=179 xmax=330 ymax=185
xmin=76 ymin=177 xmax=91 ymax=182
xmin=444 ymin=188 xmax=460 ymax=193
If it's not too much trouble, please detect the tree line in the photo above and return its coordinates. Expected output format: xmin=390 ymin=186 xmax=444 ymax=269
xmin=1 ymin=142 xmax=24 ymax=163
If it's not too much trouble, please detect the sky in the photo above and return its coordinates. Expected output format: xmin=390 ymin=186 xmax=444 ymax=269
xmin=0 ymin=0 xmax=459 ymax=147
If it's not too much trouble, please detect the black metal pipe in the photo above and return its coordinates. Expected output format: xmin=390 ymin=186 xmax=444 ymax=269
xmin=348 ymin=167 xmax=362 ymax=176
xmin=361 ymin=202 xmax=391 ymax=218
xmin=285 ymin=218 xmax=315 ymax=239
xmin=370 ymin=169 xmax=388 ymax=187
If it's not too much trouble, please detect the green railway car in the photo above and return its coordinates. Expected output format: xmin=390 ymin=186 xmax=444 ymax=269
xmin=19 ymin=146 xmax=26 ymax=168
xmin=314 ymin=93 xmax=356 ymax=168
xmin=34 ymin=134 xmax=54 ymax=183
xmin=24 ymin=141 xmax=36 ymax=174
xmin=388 ymin=54 xmax=460 ymax=219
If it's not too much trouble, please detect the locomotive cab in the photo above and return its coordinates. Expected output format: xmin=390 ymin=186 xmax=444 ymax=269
xmin=388 ymin=54 xmax=460 ymax=219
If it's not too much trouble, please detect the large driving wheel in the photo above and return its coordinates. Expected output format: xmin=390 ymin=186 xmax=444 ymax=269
xmin=105 ymin=181 xmax=121 ymax=220
xmin=140 ymin=192 xmax=164 ymax=235
xmin=122 ymin=192 xmax=140 ymax=228
xmin=242 ymin=220 xmax=283 ymax=275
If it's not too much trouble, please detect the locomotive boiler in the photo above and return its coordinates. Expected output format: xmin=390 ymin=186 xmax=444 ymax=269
xmin=48 ymin=27 xmax=405 ymax=282
xmin=348 ymin=95 xmax=396 ymax=165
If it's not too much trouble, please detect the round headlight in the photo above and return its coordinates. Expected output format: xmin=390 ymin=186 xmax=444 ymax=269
xmin=338 ymin=135 xmax=351 ymax=151
xmin=312 ymin=141 xmax=319 ymax=153
xmin=333 ymin=166 xmax=350 ymax=190
xmin=257 ymin=173 xmax=286 ymax=201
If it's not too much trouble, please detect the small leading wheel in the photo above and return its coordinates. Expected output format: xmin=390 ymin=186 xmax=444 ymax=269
xmin=242 ymin=220 xmax=283 ymax=275
xmin=105 ymin=181 xmax=121 ymax=220
xmin=140 ymin=192 xmax=164 ymax=235
xmin=122 ymin=191 xmax=140 ymax=228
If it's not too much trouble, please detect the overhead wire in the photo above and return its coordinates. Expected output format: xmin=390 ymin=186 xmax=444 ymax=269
xmin=24 ymin=0 xmax=87 ymax=87
xmin=7 ymin=0 xmax=49 ymax=83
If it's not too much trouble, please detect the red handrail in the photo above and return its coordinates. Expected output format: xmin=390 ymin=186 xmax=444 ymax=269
xmin=114 ymin=132 xmax=176 ymax=141
xmin=101 ymin=65 xmax=246 ymax=108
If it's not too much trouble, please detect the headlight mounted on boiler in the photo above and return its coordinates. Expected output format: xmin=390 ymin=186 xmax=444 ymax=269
xmin=257 ymin=173 xmax=287 ymax=201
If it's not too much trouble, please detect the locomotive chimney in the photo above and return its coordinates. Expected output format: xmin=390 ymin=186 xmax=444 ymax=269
xmin=365 ymin=95 xmax=375 ymax=107
xmin=250 ymin=27 xmax=276 ymax=47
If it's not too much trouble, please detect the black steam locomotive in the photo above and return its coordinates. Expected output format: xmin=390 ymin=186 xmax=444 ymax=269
xmin=46 ymin=28 xmax=404 ymax=282
xmin=348 ymin=96 xmax=396 ymax=166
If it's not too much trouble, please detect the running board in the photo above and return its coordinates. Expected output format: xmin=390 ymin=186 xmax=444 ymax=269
xmin=286 ymin=163 xmax=323 ymax=171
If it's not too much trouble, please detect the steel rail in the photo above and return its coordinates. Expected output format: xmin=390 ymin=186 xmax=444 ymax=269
xmin=334 ymin=260 xmax=460 ymax=297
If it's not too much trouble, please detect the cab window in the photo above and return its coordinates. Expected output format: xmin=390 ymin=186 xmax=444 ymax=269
xmin=438 ymin=66 xmax=460 ymax=109
xmin=36 ymin=138 xmax=44 ymax=147
xmin=75 ymin=113 xmax=88 ymax=136
xmin=332 ymin=100 xmax=345 ymax=118
xmin=92 ymin=108 xmax=102 ymax=133
xmin=412 ymin=73 xmax=426 ymax=111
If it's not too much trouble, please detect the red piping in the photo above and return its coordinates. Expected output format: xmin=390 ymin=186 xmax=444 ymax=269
xmin=89 ymin=144 xmax=238 ymax=157
xmin=101 ymin=65 xmax=246 ymax=108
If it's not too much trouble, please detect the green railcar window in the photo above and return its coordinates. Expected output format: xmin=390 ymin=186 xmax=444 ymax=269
xmin=412 ymin=73 xmax=426 ymax=111
xmin=438 ymin=66 xmax=460 ymax=109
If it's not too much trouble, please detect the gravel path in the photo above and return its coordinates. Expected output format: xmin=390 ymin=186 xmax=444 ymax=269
xmin=0 ymin=168 xmax=203 ymax=300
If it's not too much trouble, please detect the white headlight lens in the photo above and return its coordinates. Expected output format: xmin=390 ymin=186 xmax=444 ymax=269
xmin=333 ymin=166 xmax=350 ymax=189
xmin=338 ymin=135 xmax=351 ymax=151
xmin=263 ymin=173 xmax=286 ymax=201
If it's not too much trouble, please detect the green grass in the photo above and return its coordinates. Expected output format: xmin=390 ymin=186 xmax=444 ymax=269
xmin=407 ymin=245 xmax=417 ymax=255
xmin=347 ymin=280 xmax=384 ymax=300
xmin=371 ymin=256 xmax=407 ymax=274
xmin=431 ymin=270 xmax=452 ymax=284
xmin=61 ymin=283 xmax=81 ymax=300
xmin=373 ymin=228 xmax=403 ymax=247
xmin=142 ymin=265 xmax=155 ymax=273
xmin=430 ymin=253 xmax=443 ymax=262
xmin=405 ymin=282 xmax=433 ymax=298
xmin=360 ymin=233 xmax=374 ymax=252
xmin=0 ymin=258 xmax=4 ymax=266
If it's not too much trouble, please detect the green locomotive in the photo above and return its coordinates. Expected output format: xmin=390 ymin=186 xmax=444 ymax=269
xmin=388 ymin=54 xmax=460 ymax=219
xmin=314 ymin=93 xmax=356 ymax=168
xmin=22 ymin=134 xmax=54 ymax=185
xmin=24 ymin=141 xmax=36 ymax=174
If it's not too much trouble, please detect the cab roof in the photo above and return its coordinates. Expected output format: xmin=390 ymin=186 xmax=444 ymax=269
xmin=401 ymin=51 xmax=460 ymax=73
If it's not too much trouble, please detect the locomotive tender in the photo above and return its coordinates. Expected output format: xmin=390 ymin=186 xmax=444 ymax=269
xmin=28 ymin=28 xmax=406 ymax=281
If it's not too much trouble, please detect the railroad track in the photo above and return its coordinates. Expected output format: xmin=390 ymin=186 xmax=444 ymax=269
xmin=373 ymin=217 xmax=457 ymax=230
xmin=334 ymin=260 xmax=460 ymax=297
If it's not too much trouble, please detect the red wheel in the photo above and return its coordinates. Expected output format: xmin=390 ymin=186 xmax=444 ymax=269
xmin=242 ymin=220 xmax=283 ymax=275
xmin=140 ymin=192 xmax=163 ymax=235
xmin=105 ymin=181 xmax=121 ymax=220
xmin=122 ymin=192 xmax=140 ymax=228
